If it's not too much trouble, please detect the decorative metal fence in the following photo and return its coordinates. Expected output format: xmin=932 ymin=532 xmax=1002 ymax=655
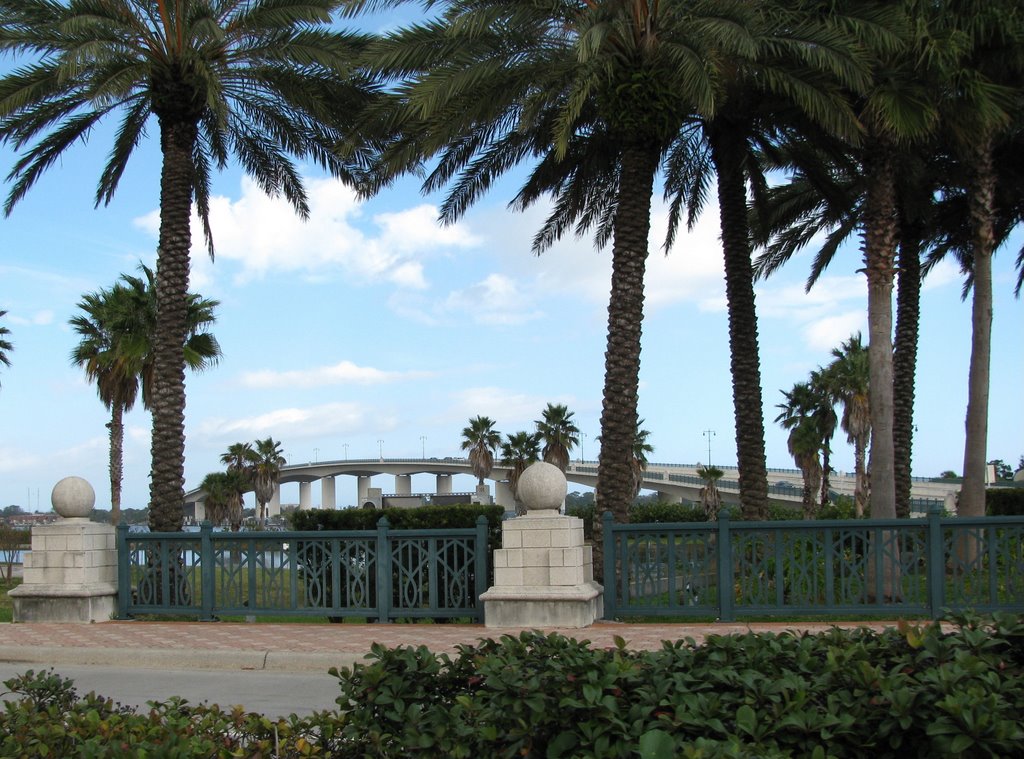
xmin=602 ymin=509 xmax=1024 ymax=621
xmin=116 ymin=517 xmax=490 ymax=621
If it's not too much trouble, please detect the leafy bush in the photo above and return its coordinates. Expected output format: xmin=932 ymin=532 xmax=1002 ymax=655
xmin=4 ymin=614 xmax=1023 ymax=757
xmin=290 ymin=503 xmax=505 ymax=553
xmin=629 ymin=502 xmax=706 ymax=524
xmin=987 ymin=487 xmax=1024 ymax=516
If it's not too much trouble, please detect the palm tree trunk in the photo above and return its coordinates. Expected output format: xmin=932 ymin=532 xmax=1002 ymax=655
xmin=893 ymin=220 xmax=923 ymax=518
xmin=595 ymin=143 xmax=659 ymax=524
xmin=820 ymin=442 xmax=832 ymax=507
xmin=959 ymin=136 xmax=996 ymax=518
xmin=109 ymin=405 xmax=124 ymax=526
xmin=862 ymin=142 xmax=897 ymax=520
xmin=709 ymin=127 xmax=768 ymax=521
xmin=148 ymin=116 xmax=197 ymax=532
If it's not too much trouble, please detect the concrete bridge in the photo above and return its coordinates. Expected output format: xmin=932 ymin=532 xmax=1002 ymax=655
xmin=185 ymin=457 xmax=961 ymax=519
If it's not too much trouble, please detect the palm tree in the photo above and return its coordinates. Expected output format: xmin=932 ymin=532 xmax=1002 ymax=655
xmin=460 ymin=416 xmax=501 ymax=487
xmin=775 ymin=382 xmax=825 ymax=518
xmin=0 ymin=0 xmax=375 ymax=531
xmin=696 ymin=465 xmax=724 ymax=522
xmin=535 ymin=403 xmax=579 ymax=473
xmin=500 ymin=431 xmax=542 ymax=515
xmin=70 ymin=267 xmax=221 ymax=526
xmin=825 ymin=334 xmax=872 ymax=516
xmin=220 ymin=441 xmax=255 ymax=521
xmin=0 ymin=310 xmax=11 ymax=385
xmin=199 ymin=470 xmax=245 ymax=531
xmin=251 ymin=438 xmax=286 ymax=525
xmin=630 ymin=421 xmax=655 ymax=499
xmin=355 ymin=0 xmax=743 ymax=527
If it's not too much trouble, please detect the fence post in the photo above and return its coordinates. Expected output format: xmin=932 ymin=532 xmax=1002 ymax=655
xmin=200 ymin=522 xmax=215 ymax=621
xmin=116 ymin=523 xmax=130 ymax=619
xmin=717 ymin=511 xmax=734 ymax=622
xmin=602 ymin=511 xmax=615 ymax=618
xmin=376 ymin=516 xmax=391 ymax=623
xmin=475 ymin=516 xmax=489 ymax=622
xmin=927 ymin=503 xmax=945 ymax=619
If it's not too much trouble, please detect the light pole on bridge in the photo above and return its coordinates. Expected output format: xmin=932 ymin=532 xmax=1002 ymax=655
xmin=703 ymin=429 xmax=715 ymax=468
xmin=313 ymin=447 xmax=319 ymax=463
xmin=420 ymin=435 xmax=427 ymax=458
xmin=377 ymin=439 xmax=384 ymax=460
xmin=342 ymin=443 xmax=349 ymax=460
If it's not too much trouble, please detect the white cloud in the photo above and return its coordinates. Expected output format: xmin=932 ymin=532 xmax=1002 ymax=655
xmin=802 ymin=311 xmax=866 ymax=351
xmin=7 ymin=309 xmax=55 ymax=327
xmin=440 ymin=274 xmax=545 ymax=326
xmin=133 ymin=177 xmax=478 ymax=292
xmin=240 ymin=360 xmax=432 ymax=389
xmin=444 ymin=387 xmax=576 ymax=429
xmin=197 ymin=402 xmax=373 ymax=440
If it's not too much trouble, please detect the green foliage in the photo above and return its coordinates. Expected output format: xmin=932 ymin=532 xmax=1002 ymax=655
xmin=986 ymin=488 xmax=1024 ymax=516
xmin=4 ymin=615 xmax=1024 ymax=757
xmin=630 ymin=502 xmax=707 ymax=525
xmin=817 ymin=496 xmax=860 ymax=520
xmin=289 ymin=504 xmax=505 ymax=553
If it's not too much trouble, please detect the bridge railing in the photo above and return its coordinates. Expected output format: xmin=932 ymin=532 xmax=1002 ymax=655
xmin=116 ymin=517 xmax=490 ymax=622
xmin=602 ymin=509 xmax=1024 ymax=621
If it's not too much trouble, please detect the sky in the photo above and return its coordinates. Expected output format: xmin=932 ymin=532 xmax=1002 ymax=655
xmin=0 ymin=17 xmax=1021 ymax=513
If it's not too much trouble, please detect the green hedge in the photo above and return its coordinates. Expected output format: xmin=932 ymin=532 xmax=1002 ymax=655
xmin=987 ymin=487 xmax=1024 ymax=516
xmin=289 ymin=503 xmax=505 ymax=553
xmin=4 ymin=614 xmax=1022 ymax=757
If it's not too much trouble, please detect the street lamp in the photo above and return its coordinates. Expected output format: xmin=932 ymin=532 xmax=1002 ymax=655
xmin=580 ymin=432 xmax=588 ymax=463
xmin=420 ymin=435 xmax=427 ymax=458
xmin=342 ymin=443 xmax=349 ymax=460
xmin=314 ymin=447 xmax=319 ymax=463
xmin=702 ymin=429 xmax=715 ymax=468
xmin=377 ymin=439 xmax=384 ymax=460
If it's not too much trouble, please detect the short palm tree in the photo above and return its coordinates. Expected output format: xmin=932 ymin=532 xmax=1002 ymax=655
xmin=0 ymin=310 xmax=11 ymax=385
xmin=501 ymin=431 xmax=542 ymax=515
xmin=825 ymin=334 xmax=871 ymax=516
xmin=535 ymin=403 xmax=579 ymax=473
xmin=71 ymin=267 xmax=221 ymax=526
xmin=199 ymin=470 xmax=245 ymax=531
xmin=461 ymin=416 xmax=501 ymax=487
xmin=775 ymin=382 xmax=826 ymax=518
xmin=696 ymin=465 xmax=724 ymax=522
xmin=0 ymin=0 xmax=375 ymax=530
xmin=251 ymin=438 xmax=286 ymax=525
xmin=220 ymin=442 xmax=255 ymax=519
xmin=630 ymin=422 xmax=655 ymax=499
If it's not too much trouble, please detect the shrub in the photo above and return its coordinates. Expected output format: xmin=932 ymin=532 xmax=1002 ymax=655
xmin=629 ymin=502 xmax=706 ymax=524
xmin=987 ymin=487 xmax=1024 ymax=516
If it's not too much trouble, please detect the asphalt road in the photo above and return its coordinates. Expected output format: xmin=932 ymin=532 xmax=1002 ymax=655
xmin=0 ymin=663 xmax=345 ymax=719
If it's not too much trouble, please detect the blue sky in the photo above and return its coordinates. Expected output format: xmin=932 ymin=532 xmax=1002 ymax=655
xmin=0 ymin=17 xmax=1021 ymax=511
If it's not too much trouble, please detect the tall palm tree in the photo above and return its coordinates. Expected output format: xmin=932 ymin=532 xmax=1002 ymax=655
xmin=0 ymin=0 xmax=375 ymax=531
xmin=535 ymin=403 xmax=579 ymax=473
xmin=354 ymin=0 xmax=740 ymax=527
xmin=71 ymin=267 xmax=221 ymax=525
xmin=251 ymin=437 xmax=285 ymax=525
xmin=220 ymin=441 xmax=255 ymax=521
xmin=825 ymin=334 xmax=872 ymax=516
xmin=461 ymin=416 xmax=501 ymax=487
xmin=0 ymin=310 xmax=11 ymax=386
xmin=500 ymin=431 xmax=542 ymax=515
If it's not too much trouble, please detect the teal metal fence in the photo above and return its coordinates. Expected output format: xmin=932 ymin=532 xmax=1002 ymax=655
xmin=602 ymin=509 xmax=1024 ymax=621
xmin=116 ymin=517 xmax=490 ymax=621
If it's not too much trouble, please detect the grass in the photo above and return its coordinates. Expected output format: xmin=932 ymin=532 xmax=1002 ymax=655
xmin=0 ymin=578 xmax=22 ymax=623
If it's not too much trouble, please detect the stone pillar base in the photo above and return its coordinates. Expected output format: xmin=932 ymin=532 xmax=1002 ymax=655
xmin=10 ymin=584 xmax=117 ymax=623
xmin=481 ymin=582 xmax=603 ymax=628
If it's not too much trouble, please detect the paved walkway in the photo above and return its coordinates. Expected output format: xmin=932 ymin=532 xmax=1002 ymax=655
xmin=0 ymin=619 xmax=918 ymax=673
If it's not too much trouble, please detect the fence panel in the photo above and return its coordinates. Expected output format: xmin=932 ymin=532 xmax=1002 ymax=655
xmin=117 ymin=516 xmax=489 ymax=622
xmin=602 ymin=510 xmax=1024 ymax=621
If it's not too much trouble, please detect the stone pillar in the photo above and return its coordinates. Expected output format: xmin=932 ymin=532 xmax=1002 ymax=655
xmin=436 ymin=474 xmax=452 ymax=495
xmin=473 ymin=483 xmax=493 ymax=505
xmin=657 ymin=491 xmax=683 ymax=504
xmin=299 ymin=481 xmax=312 ymax=510
xmin=10 ymin=477 xmax=117 ymax=623
xmin=494 ymin=481 xmax=515 ymax=511
xmin=357 ymin=476 xmax=371 ymax=505
xmin=480 ymin=462 xmax=603 ymax=628
xmin=268 ymin=486 xmax=281 ymax=518
xmin=395 ymin=474 xmax=412 ymax=495
xmin=322 ymin=477 xmax=336 ymax=509
xmin=195 ymin=497 xmax=208 ymax=522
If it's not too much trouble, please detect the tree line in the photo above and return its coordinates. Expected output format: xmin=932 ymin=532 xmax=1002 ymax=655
xmin=0 ymin=0 xmax=1020 ymax=533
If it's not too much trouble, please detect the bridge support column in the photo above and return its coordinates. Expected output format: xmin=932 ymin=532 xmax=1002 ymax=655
xmin=395 ymin=474 xmax=412 ymax=495
xmin=268 ymin=487 xmax=281 ymax=518
xmin=299 ymin=482 xmax=312 ymax=510
xmin=194 ymin=497 xmax=207 ymax=522
xmin=321 ymin=477 xmax=336 ymax=509
xmin=494 ymin=481 xmax=514 ymax=511
xmin=435 ymin=474 xmax=452 ymax=495
xmin=357 ymin=476 xmax=371 ymax=505
xmin=474 ymin=483 xmax=493 ymax=505
xmin=657 ymin=491 xmax=683 ymax=504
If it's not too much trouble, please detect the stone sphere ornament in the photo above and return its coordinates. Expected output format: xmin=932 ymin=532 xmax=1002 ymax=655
xmin=51 ymin=476 xmax=96 ymax=519
xmin=518 ymin=461 xmax=568 ymax=513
